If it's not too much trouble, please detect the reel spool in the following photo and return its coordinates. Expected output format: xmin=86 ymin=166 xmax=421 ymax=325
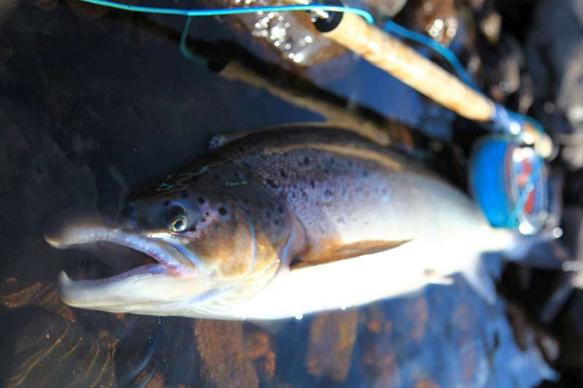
xmin=470 ymin=137 xmax=549 ymax=235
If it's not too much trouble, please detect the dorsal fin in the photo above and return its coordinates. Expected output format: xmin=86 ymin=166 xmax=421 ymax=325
xmin=208 ymin=123 xmax=343 ymax=150
xmin=290 ymin=240 xmax=410 ymax=270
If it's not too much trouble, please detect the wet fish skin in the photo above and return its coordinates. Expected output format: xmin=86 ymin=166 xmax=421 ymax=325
xmin=213 ymin=127 xmax=488 ymax=261
xmin=46 ymin=126 xmax=514 ymax=319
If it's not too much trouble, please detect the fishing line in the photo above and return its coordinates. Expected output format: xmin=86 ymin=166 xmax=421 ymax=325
xmin=383 ymin=19 xmax=479 ymax=90
xmin=78 ymin=0 xmax=375 ymax=24
xmin=179 ymin=16 xmax=204 ymax=64
xmin=383 ymin=18 xmax=546 ymax=146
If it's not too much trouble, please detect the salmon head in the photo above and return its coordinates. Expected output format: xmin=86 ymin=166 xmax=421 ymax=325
xmin=44 ymin=163 xmax=306 ymax=317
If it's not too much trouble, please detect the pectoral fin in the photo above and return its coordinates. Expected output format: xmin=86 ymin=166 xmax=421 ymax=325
xmin=290 ymin=239 xmax=410 ymax=270
xmin=424 ymin=271 xmax=455 ymax=286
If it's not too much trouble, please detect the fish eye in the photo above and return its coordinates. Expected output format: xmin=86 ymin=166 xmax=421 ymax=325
xmin=169 ymin=214 xmax=188 ymax=232
xmin=166 ymin=205 xmax=188 ymax=232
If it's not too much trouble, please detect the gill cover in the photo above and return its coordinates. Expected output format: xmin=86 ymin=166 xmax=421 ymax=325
xmin=129 ymin=162 xmax=303 ymax=279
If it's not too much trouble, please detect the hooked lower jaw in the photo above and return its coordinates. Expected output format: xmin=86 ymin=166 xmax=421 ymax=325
xmin=44 ymin=220 xmax=201 ymax=309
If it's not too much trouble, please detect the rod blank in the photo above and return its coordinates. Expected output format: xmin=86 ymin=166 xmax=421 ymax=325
xmin=320 ymin=13 xmax=555 ymax=158
xmin=322 ymin=13 xmax=496 ymax=122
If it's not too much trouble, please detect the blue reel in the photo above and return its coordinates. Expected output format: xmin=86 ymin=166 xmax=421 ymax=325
xmin=470 ymin=137 xmax=549 ymax=235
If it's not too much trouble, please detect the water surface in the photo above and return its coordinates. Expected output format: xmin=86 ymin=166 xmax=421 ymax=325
xmin=0 ymin=1 xmax=554 ymax=386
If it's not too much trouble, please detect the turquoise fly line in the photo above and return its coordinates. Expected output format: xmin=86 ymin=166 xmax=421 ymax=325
xmin=77 ymin=0 xmax=375 ymax=24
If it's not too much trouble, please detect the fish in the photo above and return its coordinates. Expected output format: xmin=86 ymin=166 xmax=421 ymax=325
xmin=45 ymin=125 xmax=517 ymax=320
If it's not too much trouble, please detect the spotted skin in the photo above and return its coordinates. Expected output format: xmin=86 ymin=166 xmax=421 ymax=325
xmin=201 ymin=126 xmax=484 ymax=264
xmin=47 ymin=126 xmax=508 ymax=319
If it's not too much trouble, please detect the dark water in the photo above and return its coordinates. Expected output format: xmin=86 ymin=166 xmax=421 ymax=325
xmin=0 ymin=1 xmax=556 ymax=387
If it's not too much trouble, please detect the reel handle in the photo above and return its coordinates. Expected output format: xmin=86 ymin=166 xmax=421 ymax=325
xmin=520 ymin=122 xmax=555 ymax=159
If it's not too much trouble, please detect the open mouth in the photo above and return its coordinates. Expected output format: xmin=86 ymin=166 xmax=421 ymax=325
xmin=44 ymin=221 xmax=195 ymax=285
xmin=57 ymin=241 xmax=157 ymax=284
xmin=42 ymin=219 xmax=209 ymax=312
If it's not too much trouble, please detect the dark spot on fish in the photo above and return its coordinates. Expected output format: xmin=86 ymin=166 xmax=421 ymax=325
xmin=181 ymin=190 xmax=188 ymax=198
xmin=218 ymin=207 xmax=227 ymax=216
xmin=164 ymin=200 xmax=171 ymax=206
xmin=362 ymin=170 xmax=369 ymax=178
xmin=329 ymin=157 xmax=335 ymax=165
xmin=198 ymin=197 xmax=205 ymax=204
xmin=233 ymin=171 xmax=240 ymax=178
xmin=188 ymin=225 xmax=197 ymax=232
xmin=242 ymin=162 xmax=251 ymax=169
xmin=324 ymin=189 xmax=333 ymax=197
xmin=309 ymin=180 xmax=316 ymax=189
xmin=205 ymin=212 xmax=210 ymax=216
xmin=266 ymin=179 xmax=276 ymax=188
xmin=280 ymin=169 xmax=287 ymax=178
xmin=302 ymin=157 xmax=310 ymax=166
xmin=277 ymin=206 xmax=284 ymax=214
xmin=265 ymin=211 xmax=271 ymax=219
xmin=201 ymin=217 xmax=206 ymax=223
xmin=300 ymin=188 xmax=307 ymax=197
xmin=274 ymin=219 xmax=280 ymax=226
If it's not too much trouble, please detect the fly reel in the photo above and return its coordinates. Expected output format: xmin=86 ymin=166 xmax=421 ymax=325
xmin=470 ymin=136 xmax=549 ymax=235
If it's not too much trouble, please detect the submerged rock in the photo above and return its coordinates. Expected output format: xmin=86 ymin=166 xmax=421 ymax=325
xmin=362 ymin=0 xmax=408 ymax=18
xmin=526 ymin=0 xmax=583 ymax=168
xmin=305 ymin=310 xmax=359 ymax=381
xmin=399 ymin=0 xmax=460 ymax=46
xmin=208 ymin=0 xmax=346 ymax=69
xmin=193 ymin=320 xmax=260 ymax=388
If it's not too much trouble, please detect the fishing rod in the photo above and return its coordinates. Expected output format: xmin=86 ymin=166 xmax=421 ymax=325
xmin=311 ymin=5 xmax=554 ymax=157
xmin=73 ymin=0 xmax=557 ymax=235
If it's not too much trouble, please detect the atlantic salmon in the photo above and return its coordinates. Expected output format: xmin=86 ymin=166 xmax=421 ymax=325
xmin=45 ymin=126 xmax=516 ymax=319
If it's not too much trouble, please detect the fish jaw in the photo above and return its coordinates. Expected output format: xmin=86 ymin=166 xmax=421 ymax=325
xmin=57 ymin=267 xmax=207 ymax=314
xmin=44 ymin=220 xmax=217 ymax=313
